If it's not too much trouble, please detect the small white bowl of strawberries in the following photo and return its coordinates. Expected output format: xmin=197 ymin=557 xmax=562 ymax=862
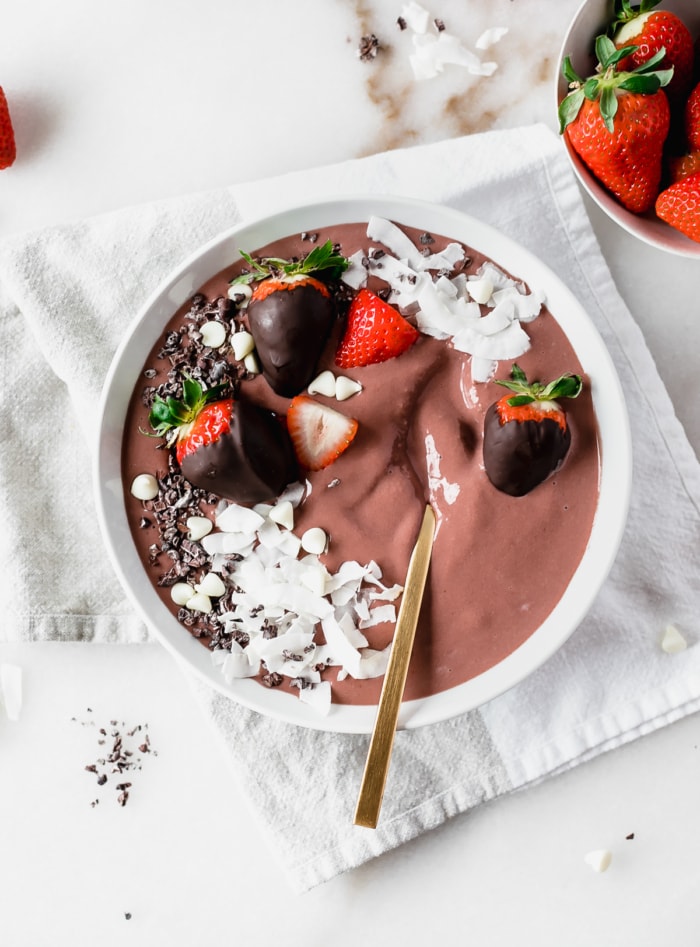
xmin=557 ymin=0 xmax=700 ymax=255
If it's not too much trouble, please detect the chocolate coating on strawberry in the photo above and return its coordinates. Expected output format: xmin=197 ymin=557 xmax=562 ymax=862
xmin=482 ymin=364 xmax=582 ymax=497
xmin=181 ymin=398 xmax=298 ymax=504
xmin=247 ymin=278 xmax=335 ymax=397
xmin=147 ymin=376 xmax=297 ymax=505
xmin=231 ymin=240 xmax=349 ymax=397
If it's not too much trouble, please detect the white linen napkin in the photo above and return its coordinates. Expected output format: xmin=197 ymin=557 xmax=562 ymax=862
xmin=2 ymin=123 xmax=699 ymax=893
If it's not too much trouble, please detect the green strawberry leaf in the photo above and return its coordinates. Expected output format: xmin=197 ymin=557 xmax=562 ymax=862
xmin=230 ymin=239 xmax=349 ymax=287
xmin=494 ymin=364 xmax=583 ymax=406
xmin=558 ymin=88 xmax=585 ymax=132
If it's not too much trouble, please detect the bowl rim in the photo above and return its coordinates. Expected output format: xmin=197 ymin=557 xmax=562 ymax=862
xmin=555 ymin=0 xmax=700 ymax=258
xmin=93 ymin=194 xmax=632 ymax=734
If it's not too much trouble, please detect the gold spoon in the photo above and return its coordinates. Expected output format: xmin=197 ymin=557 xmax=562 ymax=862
xmin=353 ymin=504 xmax=436 ymax=829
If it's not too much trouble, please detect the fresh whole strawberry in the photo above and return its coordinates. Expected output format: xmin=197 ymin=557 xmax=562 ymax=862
xmin=286 ymin=395 xmax=358 ymax=471
xmin=611 ymin=0 xmax=694 ymax=101
xmin=559 ymin=35 xmax=672 ymax=214
xmin=668 ymin=150 xmax=700 ymax=184
xmin=482 ymin=364 xmax=583 ymax=497
xmin=0 ymin=87 xmax=16 ymax=170
xmin=684 ymin=81 xmax=700 ymax=151
xmin=148 ymin=376 xmax=297 ymax=503
xmin=335 ymin=287 xmax=419 ymax=368
xmin=231 ymin=240 xmax=348 ymax=397
xmin=655 ymin=170 xmax=700 ymax=242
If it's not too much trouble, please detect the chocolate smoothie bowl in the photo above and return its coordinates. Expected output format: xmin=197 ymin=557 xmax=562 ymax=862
xmin=95 ymin=197 xmax=631 ymax=733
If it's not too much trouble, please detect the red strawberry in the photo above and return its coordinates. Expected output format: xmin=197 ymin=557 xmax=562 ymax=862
xmin=612 ymin=0 xmax=694 ymax=101
xmin=667 ymin=149 xmax=700 ymax=184
xmin=482 ymin=364 xmax=583 ymax=497
xmin=684 ymin=81 xmax=700 ymax=151
xmin=286 ymin=395 xmax=358 ymax=471
xmin=559 ymin=35 xmax=672 ymax=214
xmin=655 ymin=170 xmax=700 ymax=242
xmin=0 ymin=87 xmax=16 ymax=170
xmin=231 ymin=240 xmax=348 ymax=397
xmin=335 ymin=288 xmax=419 ymax=369
xmin=148 ymin=376 xmax=297 ymax=503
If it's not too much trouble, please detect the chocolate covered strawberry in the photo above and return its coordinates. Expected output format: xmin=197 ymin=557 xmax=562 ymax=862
xmin=286 ymin=395 xmax=358 ymax=471
xmin=611 ymin=0 xmax=694 ymax=101
xmin=559 ymin=36 xmax=672 ymax=213
xmin=655 ymin=170 xmax=700 ymax=241
xmin=335 ymin=287 xmax=419 ymax=368
xmin=483 ymin=364 xmax=583 ymax=497
xmin=148 ymin=376 xmax=297 ymax=504
xmin=231 ymin=240 xmax=348 ymax=397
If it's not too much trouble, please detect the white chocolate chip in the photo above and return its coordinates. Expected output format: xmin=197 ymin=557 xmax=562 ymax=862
xmin=308 ymin=370 xmax=337 ymax=398
xmin=196 ymin=572 xmax=226 ymax=598
xmin=186 ymin=591 xmax=213 ymax=614
xmin=228 ymin=282 xmax=252 ymax=305
xmin=467 ymin=277 xmax=494 ymax=305
xmin=661 ymin=623 xmax=688 ymax=654
xmin=244 ymin=352 xmax=261 ymax=374
xmin=200 ymin=320 xmax=227 ymax=349
xmin=186 ymin=516 xmax=213 ymax=542
xmin=269 ymin=500 xmax=294 ymax=530
xmin=584 ymin=849 xmax=612 ymax=873
xmin=130 ymin=473 xmax=159 ymax=501
xmin=335 ymin=376 xmax=363 ymax=401
xmin=171 ymin=582 xmax=195 ymax=606
xmin=231 ymin=330 xmax=255 ymax=361
xmin=301 ymin=527 xmax=328 ymax=555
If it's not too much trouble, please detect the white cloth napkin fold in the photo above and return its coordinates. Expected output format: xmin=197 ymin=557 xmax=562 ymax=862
xmin=2 ymin=124 xmax=699 ymax=892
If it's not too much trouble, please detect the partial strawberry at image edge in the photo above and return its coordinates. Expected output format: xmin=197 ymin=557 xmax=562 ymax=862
xmin=656 ymin=169 xmax=700 ymax=241
xmin=0 ymin=86 xmax=16 ymax=170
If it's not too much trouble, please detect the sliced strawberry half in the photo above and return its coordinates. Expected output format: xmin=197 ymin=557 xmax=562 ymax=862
xmin=286 ymin=395 xmax=358 ymax=471
xmin=335 ymin=288 xmax=420 ymax=369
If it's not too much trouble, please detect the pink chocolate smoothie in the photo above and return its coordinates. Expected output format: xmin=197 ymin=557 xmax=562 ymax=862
xmin=122 ymin=220 xmax=599 ymax=707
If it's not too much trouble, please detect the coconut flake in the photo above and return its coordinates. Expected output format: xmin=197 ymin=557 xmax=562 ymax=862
xmin=400 ymin=0 xmax=431 ymax=33
xmin=0 ymin=664 xmax=22 ymax=721
xmin=475 ymin=26 xmax=509 ymax=50
xmin=298 ymin=680 xmax=331 ymax=715
xmin=216 ymin=503 xmax=265 ymax=534
xmin=341 ymin=250 xmax=368 ymax=290
xmin=367 ymin=216 xmax=425 ymax=269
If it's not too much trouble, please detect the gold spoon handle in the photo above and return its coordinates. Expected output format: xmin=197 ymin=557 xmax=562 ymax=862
xmin=353 ymin=504 xmax=436 ymax=829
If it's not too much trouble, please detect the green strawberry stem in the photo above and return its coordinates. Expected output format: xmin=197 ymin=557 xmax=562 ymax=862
xmin=495 ymin=363 xmax=583 ymax=407
xmin=559 ymin=34 xmax=673 ymax=134
xmin=611 ymin=0 xmax=661 ymax=28
xmin=230 ymin=238 xmax=349 ymax=287
xmin=147 ymin=375 xmax=227 ymax=441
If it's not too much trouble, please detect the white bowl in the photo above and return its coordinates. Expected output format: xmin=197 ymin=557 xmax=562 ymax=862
xmin=94 ymin=196 xmax=632 ymax=734
xmin=557 ymin=0 xmax=700 ymax=257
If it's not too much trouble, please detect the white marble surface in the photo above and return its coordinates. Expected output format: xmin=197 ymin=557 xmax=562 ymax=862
xmin=2 ymin=1 xmax=700 ymax=943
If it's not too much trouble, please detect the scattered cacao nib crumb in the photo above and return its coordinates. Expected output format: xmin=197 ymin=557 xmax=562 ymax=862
xmin=434 ymin=18 xmax=446 ymax=31
xmin=301 ymin=231 xmax=319 ymax=243
xmin=262 ymin=671 xmax=284 ymax=688
xmin=419 ymin=232 xmax=435 ymax=245
xmin=626 ymin=832 xmax=635 ymax=840
xmin=124 ymin=913 xmax=132 ymax=921
xmin=74 ymin=714 xmax=156 ymax=807
xmin=357 ymin=34 xmax=381 ymax=61
xmin=397 ymin=16 xmax=407 ymax=30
